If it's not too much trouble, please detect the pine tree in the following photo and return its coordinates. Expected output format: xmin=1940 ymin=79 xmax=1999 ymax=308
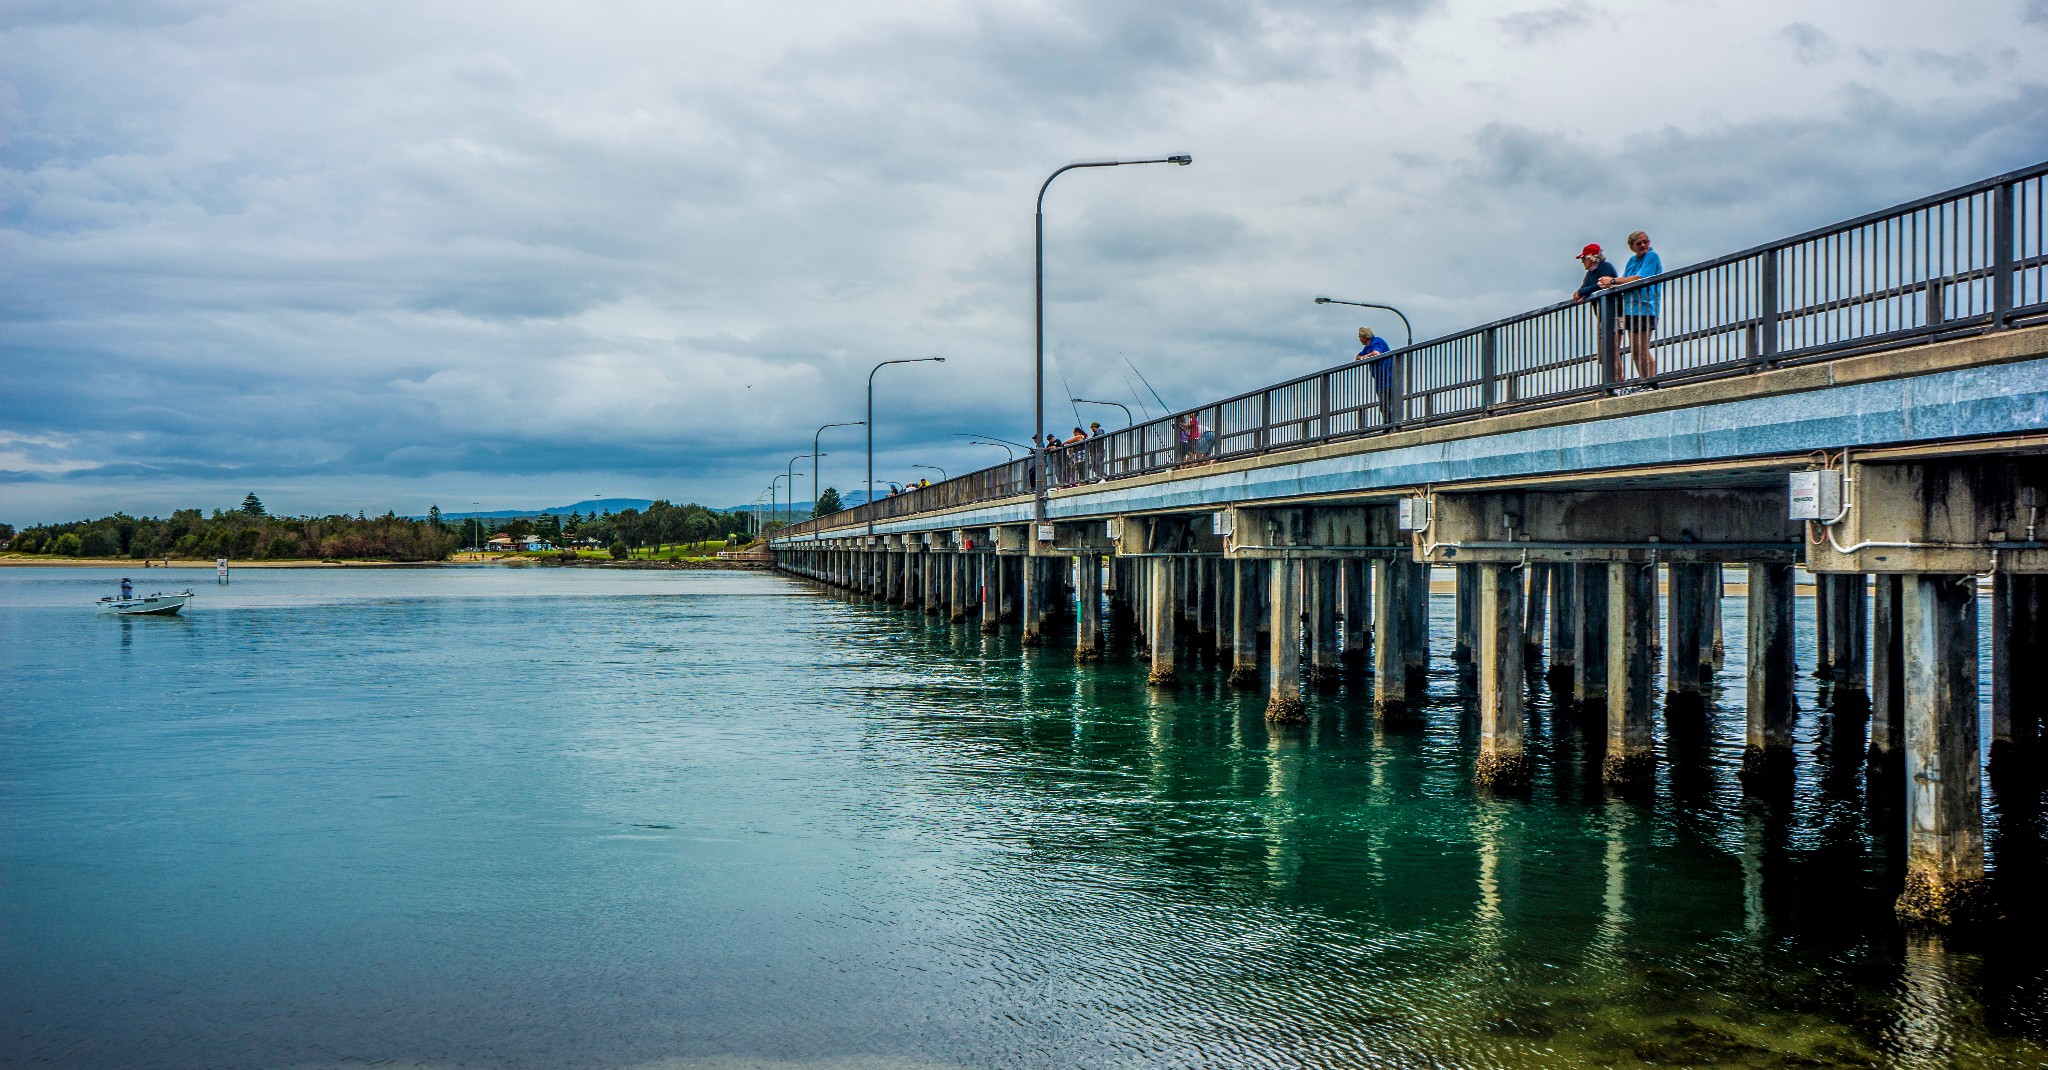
xmin=241 ymin=493 xmax=265 ymax=517
xmin=812 ymin=487 xmax=844 ymax=516
xmin=428 ymin=505 xmax=443 ymax=529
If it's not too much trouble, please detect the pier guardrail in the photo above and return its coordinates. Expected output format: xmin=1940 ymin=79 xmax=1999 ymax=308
xmin=780 ymin=160 xmax=2048 ymax=540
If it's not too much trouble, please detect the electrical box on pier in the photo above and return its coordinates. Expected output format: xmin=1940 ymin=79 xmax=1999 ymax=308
xmin=1789 ymin=470 xmax=1841 ymax=521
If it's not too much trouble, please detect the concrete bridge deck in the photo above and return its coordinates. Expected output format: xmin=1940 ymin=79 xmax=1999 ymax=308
xmin=768 ymin=163 xmax=2048 ymax=930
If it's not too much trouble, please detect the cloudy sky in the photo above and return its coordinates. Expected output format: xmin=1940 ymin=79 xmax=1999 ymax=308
xmin=4 ymin=0 xmax=2046 ymax=523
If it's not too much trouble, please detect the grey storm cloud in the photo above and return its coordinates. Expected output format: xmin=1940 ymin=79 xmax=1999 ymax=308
xmin=3 ymin=0 xmax=2046 ymax=523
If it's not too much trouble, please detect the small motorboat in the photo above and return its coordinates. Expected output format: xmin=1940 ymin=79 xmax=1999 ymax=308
xmin=97 ymin=589 xmax=195 ymax=616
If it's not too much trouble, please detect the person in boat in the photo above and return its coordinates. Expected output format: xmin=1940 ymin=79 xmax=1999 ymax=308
xmin=120 ymin=577 xmax=133 ymax=600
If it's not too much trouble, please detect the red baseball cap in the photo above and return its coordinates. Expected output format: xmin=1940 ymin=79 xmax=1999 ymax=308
xmin=1577 ymin=243 xmax=1602 ymax=258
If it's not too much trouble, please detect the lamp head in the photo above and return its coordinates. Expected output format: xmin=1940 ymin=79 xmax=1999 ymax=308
xmin=1314 ymin=297 xmax=1331 ymax=304
xmin=932 ymin=357 xmax=946 ymax=363
xmin=1168 ymin=155 xmax=1192 ymax=166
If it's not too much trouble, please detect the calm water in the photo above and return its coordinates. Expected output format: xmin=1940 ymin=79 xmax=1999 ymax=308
xmin=2 ymin=565 xmax=2045 ymax=1069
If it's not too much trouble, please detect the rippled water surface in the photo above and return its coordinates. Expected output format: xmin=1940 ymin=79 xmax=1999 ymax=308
xmin=3 ymin=565 xmax=2045 ymax=1069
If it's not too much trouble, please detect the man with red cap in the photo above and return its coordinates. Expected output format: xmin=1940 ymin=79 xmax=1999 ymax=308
xmin=1571 ymin=243 xmax=1617 ymax=303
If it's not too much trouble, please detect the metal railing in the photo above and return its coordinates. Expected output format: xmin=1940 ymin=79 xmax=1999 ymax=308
xmin=780 ymin=160 xmax=2048 ymax=541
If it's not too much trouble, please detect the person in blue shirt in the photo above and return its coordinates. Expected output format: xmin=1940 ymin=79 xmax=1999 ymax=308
xmin=1571 ymin=243 xmax=1617 ymax=302
xmin=1599 ymin=230 xmax=1663 ymax=389
xmin=1355 ymin=327 xmax=1396 ymax=425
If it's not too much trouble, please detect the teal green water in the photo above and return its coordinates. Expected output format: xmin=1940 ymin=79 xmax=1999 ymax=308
xmin=1 ymin=565 xmax=2044 ymax=1069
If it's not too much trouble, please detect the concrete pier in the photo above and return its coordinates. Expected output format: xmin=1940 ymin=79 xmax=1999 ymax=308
xmin=1453 ymin=563 xmax=1478 ymax=670
xmin=1267 ymin=559 xmax=1305 ymax=724
xmin=1548 ymin=563 xmax=1577 ymax=687
xmin=1991 ymin=573 xmax=2043 ymax=772
xmin=980 ymin=554 xmax=1000 ymax=634
xmin=1870 ymin=574 xmax=1904 ymax=775
xmin=1229 ymin=560 xmax=1261 ymax=688
xmin=1147 ymin=557 xmax=1178 ymax=686
xmin=1341 ymin=558 xmax=1369 ymax=672
xmin=1372 ymin=557 xmax=1415 ymax=717
xmin=1896 ymin=574 xmax=1991 ymax=927
xmin=1575 ymin=564 xmax=1610 ymax=713
xmin=1602 ymin=562 xmax=1656 ymax=789
xmin=1308 ymin=559 xmax=1340 ymax=687
xmin=1743 ymin=563 xmax=1798 ymax=782
xmin=1021 ymin=558 xmax=1043 ymax=647
xmin=1476 ymin=563 xmax=1531 ymax=789
xmin=1075 ymin=556 xmax=1102 ymax=662
xmin=1665 ymin=562 xmax=1711 ymax=714
xmin=1523 ymin=562 xmax=1549 ymax=666
xmin=1829 ymin=573 xmax=1870 ymax=712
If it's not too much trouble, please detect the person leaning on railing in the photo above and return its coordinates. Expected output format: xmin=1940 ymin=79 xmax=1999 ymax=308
xmin=1355 ymin=326 xmax=1396 ymax=426
xmin=1599 ymin=230 xmax=1663 ymax=392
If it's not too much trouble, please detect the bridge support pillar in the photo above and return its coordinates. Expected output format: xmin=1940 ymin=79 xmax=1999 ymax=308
xmin=1523 ymin=563 xmax=1549 ymax=667
xmin=1267 ymin=560 xmax=1305 ymax=723
xmin=1666 ymin=563 xmax=1712 ymax=715
xmin=1214 ymin=558 xmax=1234 ymax=656
xmin=1897 ymin=573 xmax=1992 ymax=927
xmin=1373 ymin=556 xmax=1423 ymax=718
xmin=1743 ymin=563 xmax=1798 ymax=783
xmin=980 ymin=555 xmax=1000 ymax=634
xmin=1575 ymin=564 xmax=1611 ymax=713
xmin=923 ymin=554 xmax=941 ymax=616
xmin=1829 ymin=574 xmax=1870 ymax=712
xmin=1869 ymin=574 xmax=1905 ymax=778
xmin=1476 ymin=563 xmax=1531 ymax=790
xmin=1405 ymin=562 xmax=1431 ymax=688
xmin=1147 ymin=557 xmax=1178 ymax=686
xmin=1075 ymin=556 xmax=1103 ymax=662
xmin=1194 ymin=559 xmax=1214 ymax=646
xmin=1021 ymin=559 xmax=1043 ymax=646
xmin=1603 ymin=562 xmax=1657 ymax=790
xmin=1548 ymin=564 xmax=1577 ymax=688
xmin=1341 ymin=558 xmax=1369 ymax=672
xmin=1308 ymin=559 xmax=1341 ymax=688
xmin=1991 ymin=574 xmax=2045 ymax=774
xmin=949 ymin=553 xmax=970 ymax=623
xmin=1454 ymin=563 xmax=1478 ymax=675
xmin=1229 ymin=560 xmax=1262 ymax=688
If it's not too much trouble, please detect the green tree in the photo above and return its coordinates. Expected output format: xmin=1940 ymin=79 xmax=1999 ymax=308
xmin=428 ymin=505 xmax=443 ymax=530
xmin=608 ymin=539 xmax=628 ymax=560
xmin=812 ymin=487 xmax=843 ymax=517
xmin=241 ymin=493 xmax=265 ymax=517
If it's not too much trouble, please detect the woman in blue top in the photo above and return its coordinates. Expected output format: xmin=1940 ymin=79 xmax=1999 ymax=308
xmin=1599 ymin=230 xmax=1663 ymax=389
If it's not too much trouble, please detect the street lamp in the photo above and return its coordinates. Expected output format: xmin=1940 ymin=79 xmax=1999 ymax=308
xmin=784 ymin=454 xmax=813 ymax=529
xmin=1072 ymin=397 xmax=1133 ymax=427
xmin=813 ymin=421 xmax=863 ymax=514
xmin=1314 ymin=296 xmax=1413 ymax=350
xmin=1036 ymin=154 xmax=1192 ymax=521
xmin=954 ymin=432 xmax=1033 ymax=451
xmin=868 ymin=357 xmax=945 ymax=532
xmin=912 ymin=463 xmax=947 ymax=482
xmin=967 ymin=440 xmax=1016 ymax=460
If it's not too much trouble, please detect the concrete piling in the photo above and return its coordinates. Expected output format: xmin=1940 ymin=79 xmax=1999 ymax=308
xmin=1021 ymin=558 xmax=1043 ymax=647
xmin=1341 ymin=558 xmax=1369 ymax=672
xmin=1147 ymin=557 xmax=1178 ymax=686
xmin=1829 ymin=573 xmax=1870 ymax=712
xmin=1896 ymin=574 xmax=1992 ymax=927
xmin=1575 ymin=564 xmax=1610 ymax=713
xmin=980 ymin=554 xmax=1001 ymax=634
xmin=1267 ymin=559 xmax=1306 ymax=723
xmin=1523 ymin=562 xmax=1549 ymax=666
xmin=1991 ymin=573 xmax=2044 ymax=773
xmin=1373 ymin=556 xmax=1421 ymax=717
xmin=1743 ymin=563 xmax=1798 ymax=782
xmin=1229 ymin=560 xmax=1262 ymax=689
xmin=1075 ymin=556 xmax=1102 ymax=662
xmin=1869 ymin=573 xmax=1905 ymax=775
xmin=1476 ymin=563 xmax=1532 ymax=790
xmin=1665 ymin=562 xmax=1711 ymax=714
xmin=1548 ymin=563 xmax=1577 ymax=687
xmin=1602 ymin=562 xmax=1657 ymax=789
xmin=1308 ymin=559 xmax=1341 ymax=687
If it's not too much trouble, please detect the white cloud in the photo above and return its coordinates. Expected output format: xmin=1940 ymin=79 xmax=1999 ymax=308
xmin=2 ymin=0 xmax=2045 ymax=523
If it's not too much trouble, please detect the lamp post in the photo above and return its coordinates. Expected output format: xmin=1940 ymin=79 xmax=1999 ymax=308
xmin=1313 ymin=296 xmax=1413 ymax=350
xmin=1035 ymin=154 xmax=1192 ymax=522
xmin=471 ymin=502 xmax=481 ymax=556
xmin=912 ymin=463 xmax=947 ymax=482
xmin=1072 ymin=397 xmax=1133 ymax=427
xmin=784 ymin=454 xmax=812 ymax=529
xmin=812 ymin=421 xmax=863 ymax=515
xmin=867 ymin=357 xmax=945 ymax=533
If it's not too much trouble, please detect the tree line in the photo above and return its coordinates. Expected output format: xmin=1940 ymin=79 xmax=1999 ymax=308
xmin=3 ymin=495 xmax=752 ymax=562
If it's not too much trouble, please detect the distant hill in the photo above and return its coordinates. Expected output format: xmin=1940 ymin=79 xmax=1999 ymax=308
xmin=435 ymin=498 xmax=655 ymax=521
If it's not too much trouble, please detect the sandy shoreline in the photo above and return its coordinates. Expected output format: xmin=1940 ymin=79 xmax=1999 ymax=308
xmin=0 ymin=554 xmax=757 ymax=571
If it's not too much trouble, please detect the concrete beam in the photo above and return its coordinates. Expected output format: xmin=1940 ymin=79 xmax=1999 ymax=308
xmin=1809 ymin=456 xmax=2048 ymax=574
xmin=1421 ymin=487 xmax=1800 ymax=566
